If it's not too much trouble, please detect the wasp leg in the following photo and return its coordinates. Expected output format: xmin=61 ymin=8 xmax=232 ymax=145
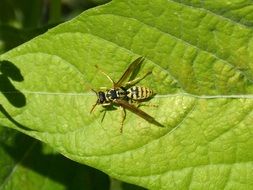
xmin=100 ymin=103 xmax=112 ymax=122
xmin=100 ymin=109 xmax=107 ymax=123
xmin=95 ymin=65 xmax=115 ymax=85
xmin=120 ymin=106 xmax=126 ymax=133
xmin=125 ymin=71 xmax=152 ymax=87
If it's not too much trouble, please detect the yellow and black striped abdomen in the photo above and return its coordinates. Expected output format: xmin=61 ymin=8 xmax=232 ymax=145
xmin=127 ymin=86 xmax=153 ymax=100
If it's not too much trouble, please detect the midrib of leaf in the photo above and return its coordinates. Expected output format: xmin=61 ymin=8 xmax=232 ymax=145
xmin=3 ymin=27 xmax=252 ymax=95
xmin=0 ymin=0 xmax=252 ymax=157
xmin=2 ymin=91 xmax=253 ymax=98
xmin=3 ymin=8 xmax=252 ymax=94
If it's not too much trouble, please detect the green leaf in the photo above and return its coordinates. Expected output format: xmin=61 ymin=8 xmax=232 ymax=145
xmin=1 ymin=0 xmax=253 ymax=189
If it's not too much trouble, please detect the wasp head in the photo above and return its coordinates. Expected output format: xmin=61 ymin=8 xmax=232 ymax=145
xmin=90 ymin=89 xmax=106 ymax=113
xmin=97 ymin=91 xmax=106 ymax=104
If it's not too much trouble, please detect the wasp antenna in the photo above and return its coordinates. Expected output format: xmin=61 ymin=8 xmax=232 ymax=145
xmin=94 ymin=65 xmax=115 ymax=85
xmin=91 ymin=88 xmax=98 ymax=95
xmin=90 ymin=89 xmax=99 ymax=114
xmin=90 ymin=101 xmax=98 ymax=114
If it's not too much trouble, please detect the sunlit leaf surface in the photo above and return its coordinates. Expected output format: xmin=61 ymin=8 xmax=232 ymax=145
xmin=1 ymin=0 xmax=253 ymax=189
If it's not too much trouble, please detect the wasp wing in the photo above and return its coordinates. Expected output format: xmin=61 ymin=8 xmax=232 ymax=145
xmin=115 ymin=99 xmax=164 ymax=127
xmin=114 ymin=57 xmax=144 ymax=88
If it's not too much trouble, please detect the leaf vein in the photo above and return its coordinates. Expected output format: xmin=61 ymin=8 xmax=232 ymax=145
xmin=93 ymin=13 xmax=253 ymax=83
xmin=170 ymin=0 xmax=253 ymax=29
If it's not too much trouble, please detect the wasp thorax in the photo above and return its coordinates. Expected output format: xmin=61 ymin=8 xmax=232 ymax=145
xmin=107 ymin=89 xmax=117 ymax=99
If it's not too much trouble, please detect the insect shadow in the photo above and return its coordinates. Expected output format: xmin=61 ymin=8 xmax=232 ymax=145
xmin=0 ymin=60 xmax=30 ymax=131
xmin=0 ymin=60 xmax=26 ymax=107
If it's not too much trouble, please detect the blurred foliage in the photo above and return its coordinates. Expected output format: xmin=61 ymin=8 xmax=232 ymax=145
xmin=0 ymin=0 xmax=111 ymax=53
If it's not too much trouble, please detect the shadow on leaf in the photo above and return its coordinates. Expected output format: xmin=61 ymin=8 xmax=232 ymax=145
xmin=0 ymin=60 xmax=31 ymax=131
xmin=0 ymin=60 xmax=26 ymax=107
xmin=0 ymin=105 xmax=33 ymax=131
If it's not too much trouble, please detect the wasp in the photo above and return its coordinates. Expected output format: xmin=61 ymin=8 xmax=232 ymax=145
xmin=90 ymin=57 xmax=163 ymax=132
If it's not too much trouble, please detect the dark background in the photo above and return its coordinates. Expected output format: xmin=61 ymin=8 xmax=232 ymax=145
xmin=0 ymin=0 xmax=111 ymax=53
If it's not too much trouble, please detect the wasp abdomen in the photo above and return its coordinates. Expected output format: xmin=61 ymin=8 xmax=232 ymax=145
xmin=127 ymin=86 xmax=153 ymax=100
